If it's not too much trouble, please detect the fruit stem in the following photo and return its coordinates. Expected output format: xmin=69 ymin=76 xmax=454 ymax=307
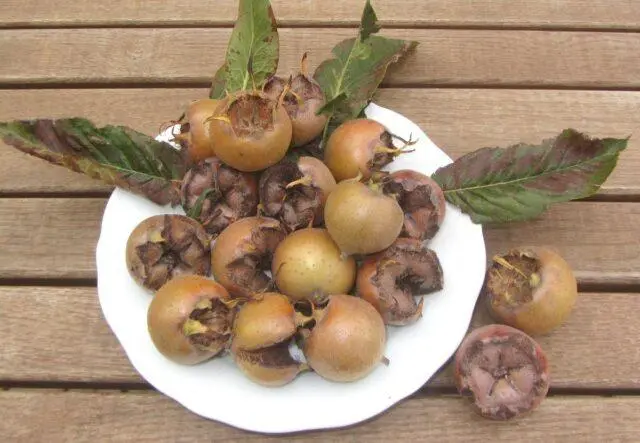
xmin=381 ymin=356 xmax=391 ymax=366
xmin=300 ymin=52 xmax=309 ymax=77
xmin=285 ymin=175 xmax=313 ymax=189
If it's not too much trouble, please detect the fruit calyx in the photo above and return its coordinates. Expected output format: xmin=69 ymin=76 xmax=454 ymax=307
xmin=182 ymin=297 xmax=235 ymax=352
xmin=215 ymin=92 xmax=277 ymax=138
xmin=488 ymin=252 xmax=542 ymax=307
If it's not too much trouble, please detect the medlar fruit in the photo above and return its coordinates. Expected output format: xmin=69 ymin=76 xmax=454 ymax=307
xmin=181 ymin=157 xmax=259 ymax=236
xmin=174 ymin=98 xmax=219 ymax=163
xmin=126 ymin=214 xmax=211 ymax=291
xmin=263 ymin=53 xmax=327 ymax=147
xmin=211 ymin=216 xmax=287 ymax=298
xmin=208 ymin=91 xmax=292 ymax=172
xmin=357 ymin=238 xmax=443 ymax=326
xmin=324 ymin=119 xmax=408 ymax=182
xmin=231 ymin=292 xmax=307 ymax=387
xmin=272 ymin=228 xmax=356 ymax=303
xmin=454 ymin=324 xmax=550 ymax=420
xmin=302 ymin=294 xmax=387 ymax=382
xmin=383 ymin=170 xmax=447 ymax=241
xmin=324 ymin=180 xmax=404 ymax=255
xmin=484 ymin=247 xmax=578 ymax=336
xmin=147 ymin=275 xmax=234 ymax=365
xmin=259 ymin=156 xmax=336 ymax=232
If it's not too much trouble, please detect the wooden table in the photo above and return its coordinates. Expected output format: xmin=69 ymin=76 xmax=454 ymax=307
xmin=1 ymin=1 xmax=640 ymax=441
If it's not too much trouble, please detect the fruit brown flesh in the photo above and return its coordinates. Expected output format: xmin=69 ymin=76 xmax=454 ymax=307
xmin=303 ymin=295 xmax=386 ymax=382
xmin=454 ymin=324 xmax=550 ymax=420
xmin=211 ymin=217 xmax=286 ymax=298
xmin=272 ymin=228 xmax=356 ymax=303
xmin=357 ymin=238 xmax=443 ymax=325
xmin=383 ymin=170 xmax=447 ymax=241
xmin=484 ymin=247 xmax=578 ymax=335
xmin=126 ymin=214 xmax=211 ymax=291
xmin=147 ymin=275 xmax=233 ymax=365
xmin=181 ymin=157 xmax=259 ymax=236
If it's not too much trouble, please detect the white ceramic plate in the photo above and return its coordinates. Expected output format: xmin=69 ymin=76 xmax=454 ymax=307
xmin=96 ymin=103 xmax=486 ymax=434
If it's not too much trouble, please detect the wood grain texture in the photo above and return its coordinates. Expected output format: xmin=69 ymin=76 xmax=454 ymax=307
xmin=2 ymin=287 xmax=639 ymax=390
xmin=1 ymin=0 xmax=639 ymax=29
xmin=1 ymin=88 xmax=638 ymax=194
xmin=1 ymin=199 xmax=638 ymax=284
xmin=1 ymin=29 xmax=639 ymax=88
xmin=2 ymin=390 xmax=639 ymax=442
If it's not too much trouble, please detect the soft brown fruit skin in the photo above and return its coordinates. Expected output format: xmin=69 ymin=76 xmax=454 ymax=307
xmin=297 ymin=156 xmax=336 ymax=205
xmin=126 ymin=215 xmax=211 ymax=291
xmin=147 ymin=276 xmax=233 ymax=365
xmin=174 ymin=99 xmax=220 ymax=163
xmin=209 ymin=91 xmax=292 ymax=172
xmin=384 ymin=170 xmax=447 ymax=241
xmin=263 ymin=72 xmax=327 ymax=147
xmin=211 ymin=216 xmax=286 ymax=298
xmin=324 ymin=119 xmax=394 ymax=182
xmin=324 ymin=180 xmax=404 ymax=255
xmin=303 ymin=295 xmax=386 ymax=382
xmin=454 ymin=324 xmax=550 ymax=420
xmin=272 ymin=228 xmax=356 ymax=303
xmin=231 ymin=293 xmax=305 ymax=387
xmin=485 ymin=247 xmax=578 ymax=336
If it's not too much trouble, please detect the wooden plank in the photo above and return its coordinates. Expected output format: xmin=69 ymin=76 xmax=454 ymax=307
xmin=1 ymin=0 xmax=639 ymax=30
xmin=1 ymin=29 xmax=639 ymax=88
xmin=2 ymin=287 xmax=639 ymax=390
xmin=1 ymin=199 xmax=639 ymax=284
xmin=2 ymin=390 xmax=639 ymax=441
xmin=1 ymin=88 xmax=638 ymax=195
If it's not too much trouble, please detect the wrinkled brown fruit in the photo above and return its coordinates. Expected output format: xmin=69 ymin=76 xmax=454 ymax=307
xmin=211 ymin=217 xmax=287 ymax=298
xmin=263 ymin=54 xmax=327 ymax=147
xmin=259 ymin=156 xmax=336 ymax=232
xmin=484 ymin=247 xmax=578 ymax=336
xmin=454 ymin=324 xmax=550 ymax=420
xmin=383 ymin=170 xmax=447 ymax=241
xmin=272 ymin=228 xmax=356 ymax=303
xmin=357 ymin=238 xmax=443 ymax=325
xmin=324 ymin=180 xmax=404 ymax=255
xmin=126 ymin=215 xmax=211 ymax=291
xmin=181 ymin=157 xmax=259 ymax=236
xmin=324 ymin=119 xmax=405 ymax=182
xmin=175 ymin=99 xmax=220 ymax=163
xmin=209 ymin=91 xmax=292 ymax=172
xmin=303 ymin=295 xmax=387 ymax=382
xmin=147 ymin=275 xmax=234 ymax=365
xmin=231 ymin=292 xmax=307 ymax=386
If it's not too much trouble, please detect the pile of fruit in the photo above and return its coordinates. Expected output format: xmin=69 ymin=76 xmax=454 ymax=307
xmin=126 ymin=74 xmax=448 ymax=387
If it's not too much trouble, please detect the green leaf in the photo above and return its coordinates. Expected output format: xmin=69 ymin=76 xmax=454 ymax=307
xmin=431 ymin=129 xmax=629 ymax=224
xmin=0 ymin=118 xmax=187 ymax=205
xmin=313 ymin=0 xmax=417 ymax=147
xmin=209 ymin=0 xmax=279 ymax=99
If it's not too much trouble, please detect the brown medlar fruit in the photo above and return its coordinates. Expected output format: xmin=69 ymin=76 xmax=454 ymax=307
xmin=357 ymin=238 xmax=443 ymax=326
xmin=180 ymin=157 xmax=259 ymax=236
xmin=383 ymin=169 xmax=447 ymax=241
xmin=324 ymin=180 xmax=404 ymax=255
xmin=454 ymin=324 xmax=550 ymax=420
xmin=231 ymin=292 xmax=307 ymax=386
xmin=126 ymin=214 xmax=211 ymax=291
xmin=263 ymin=53 xmax=328 ymax=147
xmin=208 ymin=91 xmax=292 ymax=172
xmin=302 ymin=294 xmax=387 ymax=382
xmin=147 ymin=275 xmax=234 ymax=365
xmin=173 ymin=98 xmax=220 ymax=163
xmin=484 ymin=247 xmax=578 ymax=336
xmin=259 ymin=156 xmax=336 ymax=232
xmin=272 ymin=228 xmax=356 ymax=303
xmin=324 ymin=119 xmax=409 ymax=182
xmin=211 ymin=216 xmax=287 ymax=298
